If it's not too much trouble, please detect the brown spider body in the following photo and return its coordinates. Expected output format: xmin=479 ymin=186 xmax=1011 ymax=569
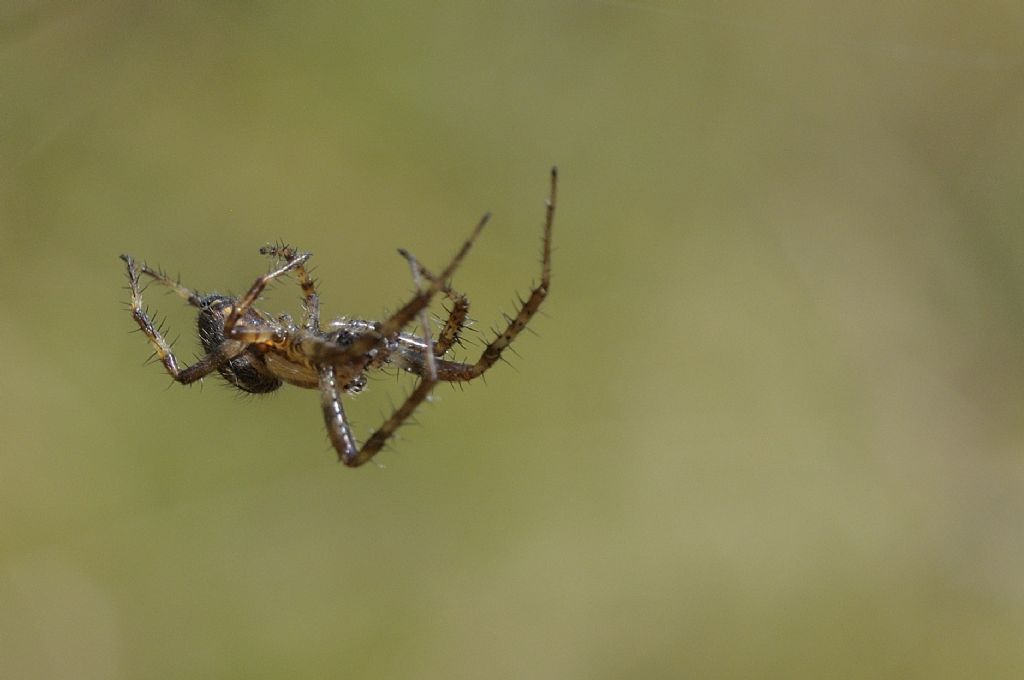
xmin=198 ymin=299 xmax=371 ymax=392
xmin=195 ymin=295 xmax=284 ymax=393
xmin=120 ymin=169 xmax=557 ymax=467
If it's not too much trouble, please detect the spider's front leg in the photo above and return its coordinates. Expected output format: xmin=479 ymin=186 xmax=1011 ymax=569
xmin=120 ymin=254 xmax=245 ymax=384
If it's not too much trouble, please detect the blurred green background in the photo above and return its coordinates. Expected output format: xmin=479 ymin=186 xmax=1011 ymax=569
xmin=3 ymin=2 xmax=1024 ymax=678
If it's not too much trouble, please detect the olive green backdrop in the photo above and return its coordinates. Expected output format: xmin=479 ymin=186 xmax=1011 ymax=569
xmin=3 ymin=2 xmax=1024 ymax=678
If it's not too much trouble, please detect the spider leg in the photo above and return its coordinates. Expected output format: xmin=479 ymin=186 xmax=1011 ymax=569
xmin=393 ymin=167 xmax=557 ymax=382
xmin=456 ymin=167 xmax=556 ymax=380
xmin=398 ymin=248 xmax=438 ymax=379
xmin=318 ymin=365 xmax=359 ymax=463
xmin=319 ymin=364 xmax=438 ymax=467
xmin=260 ymin=244 xmax=320 ymax=331
xmin=224 ymin=251 xmax=312 ymax=334
xmin=121 ymin=254 xmax=245 ymax=383
xmin=313 ymin=211 xmax=490 ymax=368
xmin=398 ymin=252 xmax=471 ymax=357
xmin=375 ymin=211 xmax=488 ymax=340
xmin=120 ymin=254 xmax=203 ymax=308
xmin=320 ymin=249 xmax=441 ymax=467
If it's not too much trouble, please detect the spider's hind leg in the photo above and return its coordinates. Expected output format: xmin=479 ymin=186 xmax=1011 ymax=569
xmin=260 ymin=244 xmax=320 ymax=331
xmin=224 ymin=250 xmax=312 ymax=335
xmin=121 ymin=254 xmax=203 ymax=308
xmin=120 ymin=254 xmax=245 ymax=384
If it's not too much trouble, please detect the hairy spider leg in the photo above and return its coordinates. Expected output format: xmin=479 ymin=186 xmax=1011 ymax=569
xmin=401 ymin=248 xmax=438 ymax=381
xmin=319 ymin=249 xmax=440 ymax=467
xmin=319 ymin=364 xmax=437 ymax=467
xmin=318 ymin=364 xmax=358 ymax=463
xmin=223 ymin=252 xmax=312 ymax=335
xmin=305 ymin=211 xmax=491 ymax=369
xmin=318 ymin=220 xmax=499 ymax=467
xmin=121 ymin=255 xmax=204 ymax=308
xmin=120 ymin=254 xmax=247 ymax=384
xmin=259 ymin=244 xmax=320 ymax=331
xmin=398 ymin=249 xmax=472 ymax=357
xmin=393 ymin=166 xmax=557 ymax=382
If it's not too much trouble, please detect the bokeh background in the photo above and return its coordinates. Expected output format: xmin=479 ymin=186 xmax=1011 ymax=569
xmin=3 ymin=2 xmax=1024 ymax=678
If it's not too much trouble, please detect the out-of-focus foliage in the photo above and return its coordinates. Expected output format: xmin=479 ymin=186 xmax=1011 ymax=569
xmin=2 ymin=2 xmax=1023 ymax=678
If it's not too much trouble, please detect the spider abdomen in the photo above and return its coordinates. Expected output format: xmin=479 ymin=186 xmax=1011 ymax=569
xmin=196 ymin=294 xmax=283 ymax=394
xmin=220 ymin=353 xmax=284 ymax=393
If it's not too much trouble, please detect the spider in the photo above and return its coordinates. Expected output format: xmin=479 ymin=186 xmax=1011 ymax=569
xmin=120 ymin=168 xmax=556 ymax=467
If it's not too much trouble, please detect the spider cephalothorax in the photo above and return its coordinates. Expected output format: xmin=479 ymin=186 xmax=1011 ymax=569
xmin=120 ymin=168 xmax=557 ymax=467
